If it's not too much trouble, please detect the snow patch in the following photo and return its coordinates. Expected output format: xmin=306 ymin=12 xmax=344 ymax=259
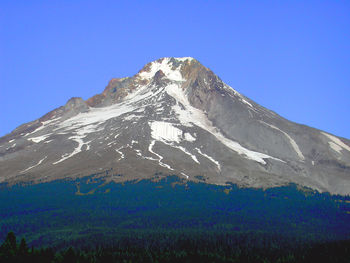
xmin=322 ymin=132 xmax=350 ymax=154
xmin=138 ymin=58 xmax=185 ymax=82
xmin=28 ymin=134 xmax=50 ymax=143
xmin=134 ymin=149 xmax=142 ymax=157
xmin=41 ymin=117 xmax=61 ymax=126
xmin=149 ymin=122 xmax=199 ymax=165
xmin=184 ymin=133 xmax=196 ymax=142
xmin=123 ymin=114 xmax=143 ymax=121
xmin=175 ymin=57 xmax=194 ymax=62
xmin=150 ymin=121 xmax=183 ymax=143
xmin=6 ymin=143 xmax=16 ymax=150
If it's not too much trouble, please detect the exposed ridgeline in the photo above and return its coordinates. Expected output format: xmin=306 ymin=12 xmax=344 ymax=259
xmin=1 ymin=57 xmax=350 ymax=194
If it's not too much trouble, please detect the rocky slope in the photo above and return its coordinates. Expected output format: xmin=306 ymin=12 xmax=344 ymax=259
xmin=1 ymin=57 xmax=349 ymax=194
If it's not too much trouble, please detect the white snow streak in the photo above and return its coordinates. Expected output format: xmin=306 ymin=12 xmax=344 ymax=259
xmin=260 ymin=121 xmax=305 ymax=161
xmin=195 ymin=148 xmax=221 ymax=171
xmin=234 ymin=91 xmax=253 ymax=107
xmin=53 ymin=137 xmax=84 ymax=164
xmin=223 ymin=84 xmax=255 ymax=108
xmin=52 ymin=125 xmax=97 ymax=164
xmin=115 ymin=145 xmax=128 ymax=161
xmin=24 ymin=117 xmax=61 ymax=137
xmin=181 ymin=172 xmax=189 ymax=179
xmin=21 ymin=156 xmax=47 ymax=173
xmin=322 ymin=132 xmax=350 ymax=154
xmin=107 ymin=141 xmax=115 ymax=146
xmin=148 ymin=140 xmax=174 ymax=170
xmin=171 ymin=145 xmax=199 ymax=164
xmin=329 ymin=142 xmax=342 ymax=153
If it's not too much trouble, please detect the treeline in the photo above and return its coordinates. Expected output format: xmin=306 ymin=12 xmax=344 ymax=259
xmin=0 ymin=231 xmax=349 ymax=263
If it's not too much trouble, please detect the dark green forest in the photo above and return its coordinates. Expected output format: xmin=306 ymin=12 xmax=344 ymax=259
xmin=0 ymin=176 xmax=350 ymax=262
xmin=1 ymin=231 xmax=350 ymax=263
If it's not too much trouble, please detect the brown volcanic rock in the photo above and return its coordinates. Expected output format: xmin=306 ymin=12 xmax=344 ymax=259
xmin=102 ymin=78 xmax=124 ymax=95
xmin=86 ymin=94 xmax=105 ymax=107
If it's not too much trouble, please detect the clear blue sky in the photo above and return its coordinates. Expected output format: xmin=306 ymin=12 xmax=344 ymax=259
xmin=1 ymin=1 xmax=349 ymax=139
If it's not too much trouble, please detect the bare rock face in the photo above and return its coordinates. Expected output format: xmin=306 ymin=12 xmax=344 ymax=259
xmin=1 ymin=57 xmax=349 ymax=195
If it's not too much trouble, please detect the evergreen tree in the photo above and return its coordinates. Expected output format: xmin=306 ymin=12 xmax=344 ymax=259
xmin=0 ymin=232 xmax=17 ymax=263
xmin=63 ymin=247 xmax=77 ymax=263
xmin=18 ymin=238 xmax=28 ymax=256
xmin=2 ymin=232 xmax=17 ymax=252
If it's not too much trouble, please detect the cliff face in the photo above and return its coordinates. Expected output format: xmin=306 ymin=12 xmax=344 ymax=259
xmin=1 ymin=57 xmax=349 ymax=195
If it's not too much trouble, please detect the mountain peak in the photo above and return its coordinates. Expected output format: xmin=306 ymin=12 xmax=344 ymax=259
xmin=1 ymin=57 xmax=350 ymax=195
xmin=137 ymin=57 xmax=196 ymax=82
xmin=85 ymin=57 xmax=210 ymax=108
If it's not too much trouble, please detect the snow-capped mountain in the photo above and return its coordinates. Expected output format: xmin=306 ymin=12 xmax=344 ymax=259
xmin=1 ymin=57 xmax=350 ymax=194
